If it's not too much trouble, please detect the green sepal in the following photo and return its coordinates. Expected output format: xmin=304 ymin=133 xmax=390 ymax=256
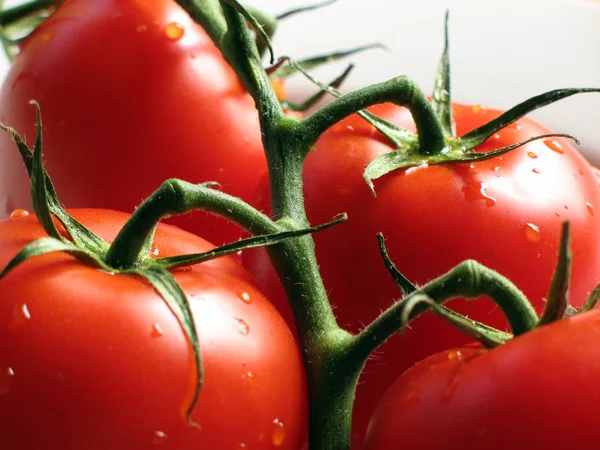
xmin=363 ymin=132 xmax=578 ymax=196
xmin=376 ymin=232 xmax=416 ymax=296
xmin=270 ymin=44 xmax=385 ymax=80
xmin=134 ymin=265 xmax=203 ymax=426
xmin=275 ymin=0 xmax=337 ymax=20
xmin=0 ymin=237 xmax=109 ymax=280
xmin=578 ymin=285 xmax=600 ymax=314
xmin=537 ymin=221 xmax=571 ymax=327
xmin=157 ymin=213 xmax=347 ymax=269
xmin=459 ymin=88 xmax=600 ymax=149
xmin=222 ymin=0 xmax=274 ymax=63
xmin=0 ymin=103 xmax=109 ymax=254
xmin=401 ymin=293 xmax=511 ymax=348
xmin=431 ymin=11 xmax=453 ymax=137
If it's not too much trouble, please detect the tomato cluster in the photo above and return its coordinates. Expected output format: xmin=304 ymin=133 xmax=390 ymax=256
xmin=1 ymin=0 xmax=600 ymax=449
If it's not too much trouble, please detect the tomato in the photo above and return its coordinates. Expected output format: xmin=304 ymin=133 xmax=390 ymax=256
xmin=244 ymin=102 xmax=600 ymax=447
xmin=0 ymin=209 xmax=307 ymax=450
xmin=0 ymin=0 xmax=267 ymax=246
xmin=364 ymin=310 xmax=600 ymax=449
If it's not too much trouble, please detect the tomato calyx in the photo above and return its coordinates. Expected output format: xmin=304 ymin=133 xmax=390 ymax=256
xmin=0 ymin=101 xmax=347 ymax=425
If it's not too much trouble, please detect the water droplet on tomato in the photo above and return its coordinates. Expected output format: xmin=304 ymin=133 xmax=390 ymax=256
xmin=136 ymin=24 xmax=147 ymax=32
xmin=447 ymin=350 xmax=463 ymax=360
xmin=527 ymin=151 xmax=538 ymax=159
xmin=243 ymin=371 xmax=254 ymax=385
xmin=9 ymin=209 xmax=29 ymax=219
xmin=587 ymin=202 xmax=595 ymax=216
xmin=0 ymin=367 xmax=15 ymax=395
xmin=401 ymin=390 xmax=422 ymax=409
xmin=508 ymin=122 xmax=522 ymax=131
xmin=42 ymin=31 xmax=54 ymax=42
xmin=9 ymin=304 xmax=31 ymax=332
xmin=153 ymin=431 xmax=168 ymax=445
xmin=468 ymin=163 xmax=476 ymax=169
xmin=151 ymin=248 xmax=160 ymax=257
xmin=532 ymin=168 xmax=542 ymax=174
xmin=238 ymin=444 xmax=247 ymax=448
xmin=237 ymin=291 xmax=252 ymax=304
xmin=346 ymin=125 xmax=355 ymax=132
xmin=491 ymin=166 xmax=500 ymax=172
xmin=164 ymin=22 xmax=184 ymax=40
xmin=523 ymin=223 xmax=540 ymax=242
xmin=272 ymin=419 xmax=286 ymax=446
xmin=544 ymin=139 xmax=564 ymax=154
xmin=472 ymin=105 xmax=483 ymax=113
xmin=234 ymin=317 xmax=250 ymax=336
xmin=555 ymin=211 xmax=561 ymax=217
xmin=151 ymin=323 xmax=164 ymax=338
xmin=493 ymin=133 xmax=500 ymax=140
xmin=462 ymin=181 xmax=496 ymax=207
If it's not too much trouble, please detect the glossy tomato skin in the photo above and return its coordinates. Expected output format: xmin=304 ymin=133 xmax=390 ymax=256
xmin=364 ymin=311 xmax=600 ymax=449
xmin=245 ymin=102 xmax=600 ymax=447
xmin=0 ymin=209 xmax=307 ymax=450
xmin=0 ymin=0 xmax=266 ymax=246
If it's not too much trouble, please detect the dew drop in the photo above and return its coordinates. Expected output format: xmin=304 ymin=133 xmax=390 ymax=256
xmin=10 ymin=304 xmax=31 ymax=332
xmin=532 ymin=168 xmax=542 ymax=174
xmin=555 ymin=211 xmax=561 ymax=217
xmin=544 ymin=139 xmax=564 ymax=154
xmin=136 ymin=24 xmax=148 ymax=32
xmin=42 ymin=31 xmax=54 ymax=42
xmin=153 ymin=431 xmax=168 ymax=445
xmin=447 ymin=350 xmax=463 ymax=360
xmin=527 ymin=151 xmax=538 ymax=159
xmin=492 ymin=166 xmax=500 ymax=172
xmin=243 ymin=371 xmax=254 ymax=385
xmin=0 ymin=367 xmax=15 ymax=395
xmin=493 ymin=133 xmax=500 ymax=140
xmin=237 ymin=291 xmax=252 ymax=304
xmin=586 ymin=202 xmax=595 ymax=216
xmin=523 ymin=223 xmax=541 ymax=242
xmin=462 ymin=181 xmax=496 ymax=207
xmin=472 ymin=104 xmax=483 ymax=113
xmin=10 ymin=209 xmax=29 ymax=219
xmin=164 ymin=22 xmax=184 ymax=40
xmin=151 ymin=323 xmax=164 ymax=338
xmin=151 ymin=248 xmax=160 ymax=257
xmin=346 ymin=125 xmax=354 ymax=132
xmin=234 ymin=317 xmax=250 ymax=336
xmin=401 ymin=390 xmax=422 ymax=409
xmin=272 ymin=419 xmax=286 ymax=447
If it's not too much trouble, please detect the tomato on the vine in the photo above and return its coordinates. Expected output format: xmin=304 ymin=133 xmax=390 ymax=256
xmin=0 ymin=0 xmax=267 ymax=246
xmin=245 ymin=102 xmax=600 ymax=447
xmin=0 ymin=209 xmax=307 ymax=450
xmin=364 ymin=309 xmax=600 ymax=449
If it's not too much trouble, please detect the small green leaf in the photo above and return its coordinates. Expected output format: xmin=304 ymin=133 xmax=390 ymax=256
xmin=537 ymin=221 xmax=571 ymax=327
xmin=0 ymin=237 xmax=106 ymax=280
xmin=276 ymin=0 xmax=337 ymax=20
xmin=158 ymin=213 xmax=347 ymax=269
xmin=401 ymin=294 xmax=511 ymax=348
xmin=431 ymin=11 xmax=453 ymax=137
xmin=459 ymin=88 xmax=600 ymax=149
xmin=135 ymin=265 xmax=203 ymax=426
xmin=222 ymin=0 xmax=274 ymax=63
xmin=578 ymin=279 xmax=600 ymax=313
xmin=270 ymin=44 xmax=386 ymax=80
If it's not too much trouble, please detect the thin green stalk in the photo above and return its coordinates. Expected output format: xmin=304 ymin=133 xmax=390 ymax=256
xmin=347 ymin=259 xmax=538 ymax=364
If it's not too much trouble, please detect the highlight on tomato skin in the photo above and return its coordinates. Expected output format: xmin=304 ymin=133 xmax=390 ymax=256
xmin=244 ymin=101 xmax=600 ymax=448
xmin=0 ymin=209 xmax=308 ymax=450
xmin=0 ymin=0 xmax=268 ymax=247
xmin=363 ymin=309 xmax=600 ymax=449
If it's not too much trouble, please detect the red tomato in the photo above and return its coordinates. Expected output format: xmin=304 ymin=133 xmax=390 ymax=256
xmin=364 ymin=310 xmax=600 ymax=449
xmin=245 ymin=102 xmax=600 ymax=447
xmin=0 ymin=0 xmax=266 ymax=246
xmin=0 ymin=209 xmax=307 ymax=450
